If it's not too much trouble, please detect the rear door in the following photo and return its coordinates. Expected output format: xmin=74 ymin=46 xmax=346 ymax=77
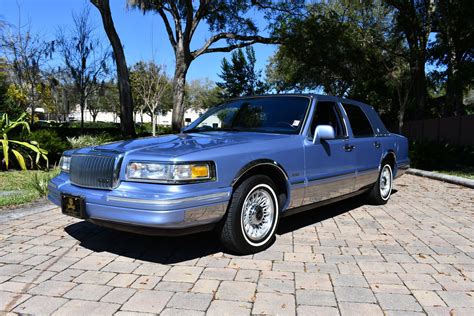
xmin=303 ymin=100 xmax=356 ymax=205
xmin=341 ymin=103 xmax=382 ymax=190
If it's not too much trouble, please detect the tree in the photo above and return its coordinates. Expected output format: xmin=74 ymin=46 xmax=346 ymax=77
xmin=430 ymin=0 xmax=474 ymax=116
xmin=387 ymin=0 xmax=436 ymax=118
xmin=129 ymin=0 xmax=301 ymax=131
xmin=266 ymin=2 xmax=386 ymax=96
xmin=56 ymin=6 xmax=111 ymax=131
xmin=217 ymin=47 xmax=268 ymax=98
xmin=185 ymin=78 xmax=223 ymax=110
xmin=87 ymin=81 xmax=117 ymax=122
xmin=0 ymin=18 xmax=52 ymax=123
xmin=90 ymin=0 xmax=136 ymax=137
xmin=130 ymin=61 xmax=171 ymax=135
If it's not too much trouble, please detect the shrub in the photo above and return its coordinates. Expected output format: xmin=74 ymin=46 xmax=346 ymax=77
xmin=29 ymin=168 xmax=60 ymax=197
xmin=409 ymin=141 xmax=474 ymax=170
xmin=67 ymin=134 xmax=113 ymax=148
xmin=29 ymin=129 xmax=69 ymax=165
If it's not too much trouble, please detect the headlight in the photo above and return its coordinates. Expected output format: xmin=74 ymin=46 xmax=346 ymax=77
xmin=126 ymin=161 xmax=214 ymax=183
xmin=59 ymin=155 xmax=71 ymax=173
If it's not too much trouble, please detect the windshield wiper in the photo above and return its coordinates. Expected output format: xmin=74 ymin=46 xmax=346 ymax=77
xmin=183 ymin=127 xmax=243 ymax=133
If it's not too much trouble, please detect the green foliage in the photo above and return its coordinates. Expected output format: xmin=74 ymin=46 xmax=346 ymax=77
xmin=217 ymin=47 xmax=268 ymax=98
xmin=0 ymin=113 xmax=48 ymax=170
xmin=29 ymin=129 xmax=69 ymax=164
xmin=66 ymin=134 xmax=113 ymax=148
xmin=185 ymin=79 xmax=224 ymax=110
xmin=409 ymin=141 xmax=474 ymax=171
xmin=29 ymin=168 xmax=60 ymax=197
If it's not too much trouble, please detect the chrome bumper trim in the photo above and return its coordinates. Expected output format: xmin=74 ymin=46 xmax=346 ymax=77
xmin=106 ymin=191 xmax=230 ymax=206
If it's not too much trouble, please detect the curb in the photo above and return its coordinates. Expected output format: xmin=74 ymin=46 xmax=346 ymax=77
xmin=0 ymin=199 xmax=57 ymax=223
xmin=407 ymin=168 xmax=474 ymax=189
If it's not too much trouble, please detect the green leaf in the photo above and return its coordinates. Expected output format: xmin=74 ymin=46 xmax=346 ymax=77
xmin=1 ymin=138 xmax=9 ymax=168
xmin=11 ymin=149 xmax=26 ymax=170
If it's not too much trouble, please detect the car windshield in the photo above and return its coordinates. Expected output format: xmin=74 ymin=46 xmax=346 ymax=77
xmin=185 ymin=96 xmax=310 ymax=134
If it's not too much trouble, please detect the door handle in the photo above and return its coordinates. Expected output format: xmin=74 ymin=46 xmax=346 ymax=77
xmin=344 ymin=144 xmax=355 ymax=152
xmin=374 ymin=141 xmax=381 ymax=148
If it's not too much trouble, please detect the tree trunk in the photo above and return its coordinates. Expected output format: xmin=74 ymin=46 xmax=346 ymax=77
xmin=80 ymin=96 xmax=85 ymax=132
xmin=91 ymin=0 xmax=136 ymax=138
xmin=171 ymin=52 xmax=190 ymax=132
xmin=411 ymin=53 xmax=426 ymax=119
xmin=152 ymin=112 xmax=157 ymax=136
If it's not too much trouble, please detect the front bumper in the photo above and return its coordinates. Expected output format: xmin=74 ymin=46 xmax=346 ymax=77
xmin=48 ymin=173 xmax=231 ymax=233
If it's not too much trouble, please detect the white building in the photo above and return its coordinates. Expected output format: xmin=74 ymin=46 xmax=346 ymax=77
xmin=67 ymin=104 xmax=203 ymax=127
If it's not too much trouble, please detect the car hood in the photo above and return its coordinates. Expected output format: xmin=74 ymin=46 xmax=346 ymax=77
xmin=82 ymin=132 xmax=292 ymax=158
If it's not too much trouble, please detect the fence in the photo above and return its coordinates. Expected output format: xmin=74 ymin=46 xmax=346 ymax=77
xmin=402 ymin=114 xmax=474 ymax=146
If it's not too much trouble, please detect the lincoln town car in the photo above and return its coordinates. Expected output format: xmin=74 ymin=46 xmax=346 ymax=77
xmin=49 ymin=95 xmax=409 ymax=254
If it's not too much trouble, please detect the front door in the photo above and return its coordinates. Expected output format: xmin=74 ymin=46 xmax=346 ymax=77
xmin=341 ymin=103 xmax=383 ymax=190
xmin=303 ymin=101 xmax=356 ymax=205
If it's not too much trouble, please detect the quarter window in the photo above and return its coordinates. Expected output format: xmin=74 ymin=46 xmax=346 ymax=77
xmin=308 ymin=101 xmax=346 ymax=139
xmin=341 ymin=103 xmax=374 ymax=137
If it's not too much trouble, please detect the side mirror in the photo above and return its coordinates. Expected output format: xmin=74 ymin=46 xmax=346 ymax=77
xmin=313 ymin=125 xmax=335 ymax=144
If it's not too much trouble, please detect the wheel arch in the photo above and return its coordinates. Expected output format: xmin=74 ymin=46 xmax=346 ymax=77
xmin=231 ymin=159 xmax=290 ymax=211
xmin=381 ymin=150 xmax=396 ymax=173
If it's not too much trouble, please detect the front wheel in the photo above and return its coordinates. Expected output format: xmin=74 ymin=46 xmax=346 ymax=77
xmin=367 ymin=163 xmax=393 ymax=205
xmin=219 ymin=175 xmax=279 ymax=254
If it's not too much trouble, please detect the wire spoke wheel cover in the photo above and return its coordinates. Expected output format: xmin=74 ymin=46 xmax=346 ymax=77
xmin=241 ymin=184 xmax=277 ymax=245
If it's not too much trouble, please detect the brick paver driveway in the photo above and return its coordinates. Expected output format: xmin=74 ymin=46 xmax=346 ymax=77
xmin=0 ymin=174 xmax=473 ymax=315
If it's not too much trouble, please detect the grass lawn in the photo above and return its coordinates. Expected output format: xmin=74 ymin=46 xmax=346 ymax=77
xmin=435 ymin=168 xmax=474 ymax=180
xmin=0 ymin=169 xmax=59 ymax=208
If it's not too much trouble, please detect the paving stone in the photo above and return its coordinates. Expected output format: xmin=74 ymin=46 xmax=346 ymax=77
xmin=63 ymin=283 xmax=112 ymax=301
xmin=121 ymin=290 xmax=173 ymax=313
xmin=101 ymin=260 xmax=140 ymax=273
xmin=107 ymin=273 xmax=139 ymax=287
xmin=206 ymin=300 xmax=252 ymax=316
xmin=252 ymin=292 xmax=295 ymax=316
xmin=235 ymin=269 xmax=260 ymax=282
xmin=167 ymin=292 xmax=213 ymax=311
xmin=13 ymin=295 xmax=67 ymax=314
xmin=73 ymin=270 xmax=116 ymax=284
xmin=101 ymin=287 xmax=136 ymax=304
xmin=257 ymin=278 xmax=295 ymax=294
xmin=297 ymin=305 xmax=340 ymax=316
xmin=11 ymin=268 xmax=56 ymax=284
xmin=27 ymin=280 xmax=76 ymax=296
xmin=70 ymin=255 xmax=115 ymax=271
xmin=215 ymin=280 xmax=257 ymax=302
xmin=191 ymin=279 xmax=220 ymax=294
xmin=0 ymin=281 xmax=30 ymax=293
xmin=161 ymin=308 xmax=205 ymax=316
xmin=52 ymin=299 xmax=120 ymax=315
xmin=296 ymin=289 xmax=337 ymax=306
xmin=334 ymin=286 xmax=376 ymax=303
xmin=376 ymin=293 xmax=423 ymax=311
xmin=437 ymin=291 xmax=474 ymax=308
xmin=295 ymin=272 xmax=332 ymax=290
xmin=339 ymin=302 xmax=384 ymax=316
xmin=162 ymin=266 xmax=203 ymax=283
xmin=412 ymin=290 xmax=446 ymax=307
xmin=229 ymin=258 xmax=272 ymax=271
xmin=0 ymin=290 xmax=30 ymax=311
xmin=155 ymin=281 xmax=194 ymax=292
xmin=201 ymin=267 xmax=237 ymax=280
xmin=130 ymin=275 xmax=161 ymax=289
xmin=132 ymin=263 xmax=170 ymax=276
xmin=332 ymin=274 xmax=369 ymax=287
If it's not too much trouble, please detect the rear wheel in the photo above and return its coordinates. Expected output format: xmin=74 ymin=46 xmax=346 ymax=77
xmin=367 ymin=163 xmax=393 ymax=205
xmin=219 ymin=175 xmax=279 ymax=254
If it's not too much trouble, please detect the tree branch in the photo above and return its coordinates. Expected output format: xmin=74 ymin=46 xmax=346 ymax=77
xmin=192 ymin=33 xmax=277 ymax=58
xmin=157 ymin=8 xmax=177 ymax=49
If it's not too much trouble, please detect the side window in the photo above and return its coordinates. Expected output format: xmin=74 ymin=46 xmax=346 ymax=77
xmin=308 ymin=101 xmax=346 ymax=139
xmin=341 ymin=103 xmax=374 ymax=137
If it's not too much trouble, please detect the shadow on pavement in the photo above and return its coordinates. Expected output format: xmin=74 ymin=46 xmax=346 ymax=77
xmin=65 ymin=191 xmax=394 ymax=264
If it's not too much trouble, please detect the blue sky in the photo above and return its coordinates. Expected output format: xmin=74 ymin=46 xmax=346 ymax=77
xmin=1 ymin=0 xmax=276 ymax=82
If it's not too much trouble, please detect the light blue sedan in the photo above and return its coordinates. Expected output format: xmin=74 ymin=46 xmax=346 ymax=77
xmin=49 ymin=95 xmax=409 ymax=254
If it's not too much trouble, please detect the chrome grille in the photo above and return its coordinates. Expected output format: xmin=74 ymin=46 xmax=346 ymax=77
xmin=70 ymin=153 xmax=121 ymax=189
